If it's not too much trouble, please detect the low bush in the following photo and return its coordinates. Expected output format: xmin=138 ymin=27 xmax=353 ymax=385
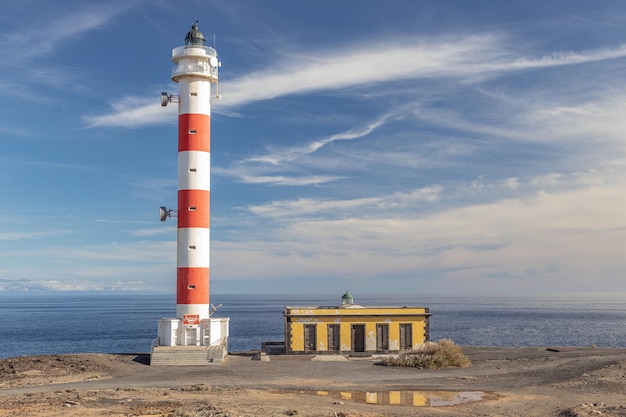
xmin=381 ymin=339 xmax=471 ymax=369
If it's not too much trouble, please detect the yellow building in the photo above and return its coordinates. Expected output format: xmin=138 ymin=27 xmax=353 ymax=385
xmin=283 ymin=292 xmax=430 ymax=354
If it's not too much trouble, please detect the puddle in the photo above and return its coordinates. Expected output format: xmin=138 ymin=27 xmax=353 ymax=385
xmin=283 ymin=389 xmax=486 ymax=407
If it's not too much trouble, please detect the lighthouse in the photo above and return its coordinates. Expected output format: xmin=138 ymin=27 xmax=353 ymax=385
xmin=154 ymin=22 xmax=229 ymax=364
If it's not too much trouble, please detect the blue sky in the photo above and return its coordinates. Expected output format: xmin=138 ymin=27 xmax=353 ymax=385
xmin=2 ymin=0 xmax=626 ymax=295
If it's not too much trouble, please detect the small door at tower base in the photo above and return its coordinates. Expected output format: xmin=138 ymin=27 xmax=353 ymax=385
xmin=179 ymin=319 xmax=201 ymax=346
xmin=183 ymin=326 xmax=200 ymax=346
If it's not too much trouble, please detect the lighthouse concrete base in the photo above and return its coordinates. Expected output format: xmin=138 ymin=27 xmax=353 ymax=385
xmin=152 ymin=317 xmax=229 ymax=366
xmin=157 ymin=317 xmax=229 ymax=347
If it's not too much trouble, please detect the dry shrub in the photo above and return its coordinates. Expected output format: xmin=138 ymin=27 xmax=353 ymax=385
xmin=381 ymin=339 xmax=471 ymax=369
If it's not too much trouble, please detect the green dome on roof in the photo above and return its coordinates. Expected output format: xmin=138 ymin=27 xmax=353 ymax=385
xmin=341 ymin=290 xmax=354 ymax=305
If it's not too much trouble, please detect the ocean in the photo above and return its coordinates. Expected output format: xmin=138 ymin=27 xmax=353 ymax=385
xmin=0 ymin=293 xmax=624 ymax=359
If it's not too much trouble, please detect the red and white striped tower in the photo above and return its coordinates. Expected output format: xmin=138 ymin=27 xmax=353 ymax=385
xmin=156 ymin=23 xmax=228 ymax=355
xmin=172 ymin=22 xmax=218 ymax=325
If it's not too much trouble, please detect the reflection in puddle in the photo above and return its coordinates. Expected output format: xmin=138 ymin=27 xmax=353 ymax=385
xmin=295 ymin=389 xmax=485 ymax=407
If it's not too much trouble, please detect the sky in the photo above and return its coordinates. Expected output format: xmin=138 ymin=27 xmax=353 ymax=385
xmin=2 ymin=0 xmax=626 ymax=295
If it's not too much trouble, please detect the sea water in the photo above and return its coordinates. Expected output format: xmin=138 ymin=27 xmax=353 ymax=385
xmin=0 ymin=292 xmax=624 ymax=359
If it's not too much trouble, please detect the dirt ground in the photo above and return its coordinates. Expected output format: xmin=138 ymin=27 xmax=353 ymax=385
xmin=1 ymin=346 xmax=625 ymax=417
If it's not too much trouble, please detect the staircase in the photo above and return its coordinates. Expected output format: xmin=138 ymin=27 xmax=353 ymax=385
xmin=150 ymin=344 xmax=227 ymax=366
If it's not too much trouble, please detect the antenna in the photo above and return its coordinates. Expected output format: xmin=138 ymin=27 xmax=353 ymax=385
xmin=209 ymin=303 xmax=223 ymax=317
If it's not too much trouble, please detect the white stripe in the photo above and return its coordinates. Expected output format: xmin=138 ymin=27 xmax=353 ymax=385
xmin=177 ymin=228 xmax=210 ymax=268
xmin=178 ymin=151 xmax=210 ymax=191
xmin=176 ymin=304 xmax=210 ymax=319
xmin=178 ymin=78 xmax=212 ymax=115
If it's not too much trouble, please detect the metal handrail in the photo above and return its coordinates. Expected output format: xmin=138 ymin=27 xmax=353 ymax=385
xmin=172 ymin=45 xmax=217 ymax=58
xmin=209 ymin=336 xmax=227 ymax=347
xmin=150 ymin=337 xmax=160 ymax=355
xmin=172 ymin=62 xmax=218 ymax=78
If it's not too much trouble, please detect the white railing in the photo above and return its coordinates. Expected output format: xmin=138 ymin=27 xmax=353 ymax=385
xmin=172 ymin=62 xmax=218 ymax=78
xmin=172 ymin=45 xmax=217 ymax=58
xmin=207 ymin=336 xmax=228 ymax=361
xmin=210 ymin=336 xmax=228 ymax=348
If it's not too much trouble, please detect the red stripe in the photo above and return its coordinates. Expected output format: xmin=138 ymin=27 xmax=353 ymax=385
xmin=176 ymin=268 xmax=209 ymax=304
xmin=178 ymin=114 xmax=210 ymax=152
xmin=177 ymin=190 xmax=210 ymax=228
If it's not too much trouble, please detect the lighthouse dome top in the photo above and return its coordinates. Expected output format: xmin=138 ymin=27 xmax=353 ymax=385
xmin=171 ymin=22 xmax=218 ymax=82
xmin=185 ymin=21 xmax=205 ymax=46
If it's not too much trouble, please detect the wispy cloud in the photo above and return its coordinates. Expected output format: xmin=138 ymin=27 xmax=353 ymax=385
xmin=242 ymin=169 xmax=610 ymax=225
xmin=214 ymin=111 xmax=398 ymax=185
xmin=86 ymin=31 xmax=626 ymax=128
xmin=504 ymin=45 xmax=626 ymax=70
xmin=1 ymin=157 xmax=107 ymax=174
xmin=245 ymin=112 xmax=397 ymax=165
xmin=217 ymin=39 xmax=626 ymax=109
xmin=31 ymin=279 xmax=149 ymax=292
xmin=248 ymin=185 xmax=442 ymax=219
xmin=214 ymin=78 xmax=626 ymax=188
xmin=129 ymin=176 xmax=177 ymax=201
xmin=213 ymin=170 xmax=626 ymax=292
xmin=0 ymin=3 xmax=130 ymax=61
xmin=0 ymin=277 xmax=151 ymax=292
xmin=218 ymin=34 xmax=502 ymax=107
xmin=238 ymin=174 xmax=344 ymax=186
xmin=0 ymin=3 xmax=135 ymax=102
xmin=39 ymin=240 xmax=175 ymax=262
xmin=219 ymin=39 xmax=626 ymax=109
xmin=0 ymin=229 xmax=73 ymax=241
xmin=85 ymin=95 xmax=176 ymax=128
xmin=522 ymin=93 xmax=626 ymax=147
xmin=130 ymin=226 xmax=176 ymax=237
xmin=0 ymin=240 xmax=176 ymax=284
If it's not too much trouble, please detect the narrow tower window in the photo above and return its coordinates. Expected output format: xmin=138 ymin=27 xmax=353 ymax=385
xmin=188 ymin=206 xmax=196 ymax=211
xmin=188 ymin=245 xmax=196 ymax=250
xmin=187 ymin=285 xmax=195 ymax=289
xmin=189 ymin=129 xmax=197 ymax=134
xmin=189 ymin=168 xmax=197 ymax=173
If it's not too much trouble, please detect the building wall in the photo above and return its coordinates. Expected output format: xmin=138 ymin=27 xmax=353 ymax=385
xmin=283 ymin=306 xmax=430 ymax=354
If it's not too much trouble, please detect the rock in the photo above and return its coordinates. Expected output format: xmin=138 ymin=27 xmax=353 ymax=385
xmin=181 ymin=383 xmax=210 ymax=391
